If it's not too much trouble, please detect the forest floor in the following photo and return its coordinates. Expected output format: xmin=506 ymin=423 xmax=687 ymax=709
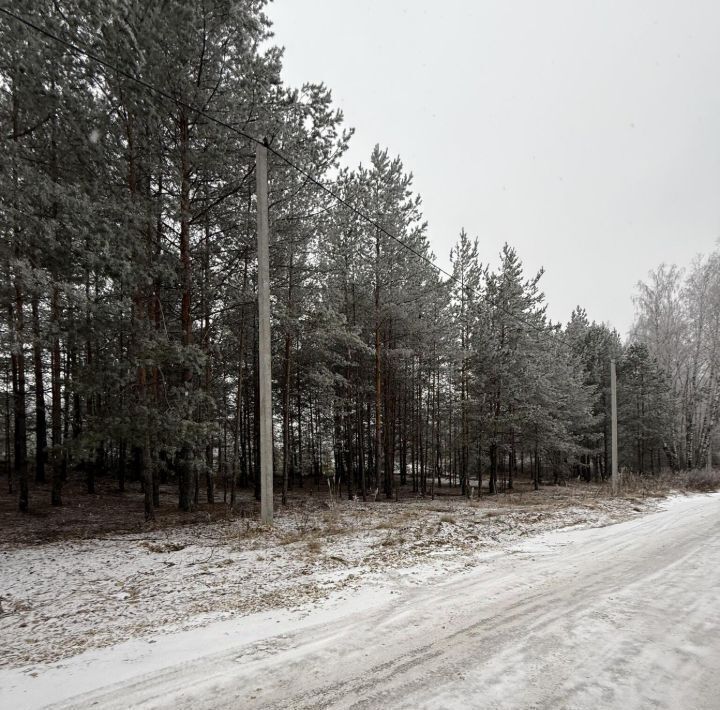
xmin=1 ymin=474 xmax=719 ymax=708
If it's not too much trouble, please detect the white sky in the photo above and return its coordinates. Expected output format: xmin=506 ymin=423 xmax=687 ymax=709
xmin=267 ymin=0 xmax=720 ymax=337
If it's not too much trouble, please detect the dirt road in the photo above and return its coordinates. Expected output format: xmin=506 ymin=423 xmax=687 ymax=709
xmin=4 ymin=493 xmax=719 ymax=709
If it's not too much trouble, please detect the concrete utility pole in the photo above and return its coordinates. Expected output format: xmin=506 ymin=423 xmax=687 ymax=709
xmin=610 ymin=359 xmax=618 ymax=495
xmin=256 ymin=142 xmax=273 ymax=524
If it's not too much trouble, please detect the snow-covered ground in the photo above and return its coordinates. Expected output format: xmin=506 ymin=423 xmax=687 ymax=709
xmin=2 ymin=491 xmax=718 ymax=709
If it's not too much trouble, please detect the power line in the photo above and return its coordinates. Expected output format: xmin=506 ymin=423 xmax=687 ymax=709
xmin=0 ymin=5 xmax=575 ymax=353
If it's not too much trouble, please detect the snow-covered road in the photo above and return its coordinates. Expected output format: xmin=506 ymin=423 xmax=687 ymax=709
xmin=4 ymin=493 xmax=719 ymax=709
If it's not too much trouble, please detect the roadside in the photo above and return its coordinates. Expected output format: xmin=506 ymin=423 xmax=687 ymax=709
xmin=2 ymin=490 xmax=719 ymax=710
xmin=1 ymin=477 xmax=707 ymax=670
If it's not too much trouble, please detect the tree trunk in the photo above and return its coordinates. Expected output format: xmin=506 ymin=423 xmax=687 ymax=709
xmin=282 ymin=329 xmax=292 ymax=506
xmin=31 ymin=294 xmax=47 ymax=484
xmin=50 ymin=288 xmax=63 ymax=506
xmin=178 ymin=108 xmax=193 ymax=512
xmin=143 ymin=431 xmax=154 ymax=521
xmin=12 ymin=295 xmax=28 ymax=512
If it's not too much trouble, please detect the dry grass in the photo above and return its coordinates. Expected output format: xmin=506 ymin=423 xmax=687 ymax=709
xmin=279 ymin=531 xmax=305 ymax=546
xmin=374 ymin=509 xmax=417 ymax=530
xmin=305 ymin=539 xmax=323 ymax=554
xmin=374 ymin=520 xmax=396 ymax=530
xmin=379 ymin=532 xmax=406 ymax=547
xmin=4 ymin=467 xmax=719 ymax=552
xmin=617 ymin=471 xmax=675 ymax=497
xmin=322 ymin=510 xmax=348 ymax=536
xmin=683 ymin=469 xmax=720 ymax=491
xmin=617 ymin=469 xmax=720 ymax=497
xmin=143 ymin=541 xmax=187 ymax=554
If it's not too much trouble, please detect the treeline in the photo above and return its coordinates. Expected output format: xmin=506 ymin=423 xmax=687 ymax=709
xmin=633 ymin=252 xmax=720 ymax=471
xmin=1 ymin=1 xmax=675 ymax=519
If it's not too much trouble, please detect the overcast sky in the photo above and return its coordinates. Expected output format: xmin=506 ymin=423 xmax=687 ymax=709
xmin=267 ymin=0 xmax=720 ymax=337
